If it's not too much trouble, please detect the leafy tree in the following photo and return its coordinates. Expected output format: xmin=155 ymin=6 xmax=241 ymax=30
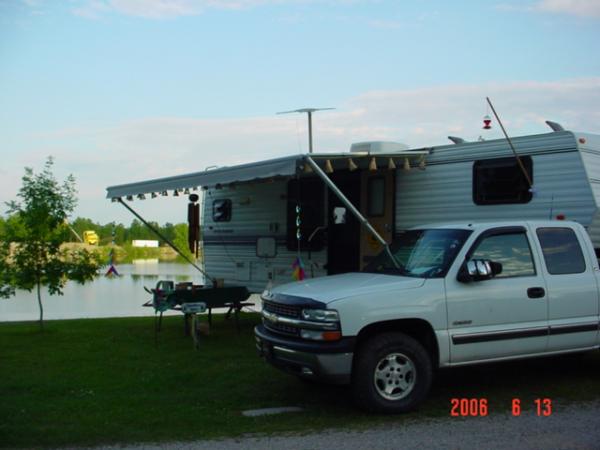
xmin=162 ymin=222 xmax=176 ymax=243
xmin=129 ymin=219 xmax=146 ymax=241
xmin=112 ymin=223 xmax=127 ymax=245
xmin=0 ymin=158 xmax=100 ymax=330
xmin=0 ymin=239 xmax=12 ymax=299
xmin=172 ymin=223 xmax=192 ymax=259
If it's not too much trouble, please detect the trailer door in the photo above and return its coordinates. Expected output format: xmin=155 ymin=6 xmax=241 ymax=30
xmin=359 ymin=171 xmax=395 ymax=270
xmin=327 ymin=171 xmax=362 ymax=274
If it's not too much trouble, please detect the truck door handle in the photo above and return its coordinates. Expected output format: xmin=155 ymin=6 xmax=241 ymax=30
xmin=527 ymin=287 xmax=545 ymax=299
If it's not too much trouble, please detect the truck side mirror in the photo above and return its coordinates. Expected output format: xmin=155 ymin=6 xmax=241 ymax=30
xmin=457 ymin=259 xmax=502 ymax=283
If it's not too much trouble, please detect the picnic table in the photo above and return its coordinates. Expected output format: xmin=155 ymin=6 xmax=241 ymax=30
xmin=144 ymin=281 xmax=252 ymax=336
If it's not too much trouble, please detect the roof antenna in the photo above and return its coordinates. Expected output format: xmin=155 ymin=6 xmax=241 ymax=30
xmin=277 ymin=107 xmax=335 ymax=153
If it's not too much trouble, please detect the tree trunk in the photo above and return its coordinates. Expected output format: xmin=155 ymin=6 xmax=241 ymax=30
xmin=36 ymin=279 xmax=44 ymax=331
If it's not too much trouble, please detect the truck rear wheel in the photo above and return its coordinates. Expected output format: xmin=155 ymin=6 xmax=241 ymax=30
xmin=352 ymin=332 xmax=432 ymax=413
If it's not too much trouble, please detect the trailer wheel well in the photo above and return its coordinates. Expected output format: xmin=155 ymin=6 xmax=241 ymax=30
xmin=354 ymin=319 xmax=439 ymax=368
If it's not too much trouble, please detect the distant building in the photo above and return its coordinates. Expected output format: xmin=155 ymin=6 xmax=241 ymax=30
xmin=131 ymin=239 xmax=159 ymax=248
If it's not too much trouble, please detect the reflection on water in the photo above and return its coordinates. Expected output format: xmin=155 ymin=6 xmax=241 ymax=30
xmin=0 ymin=262 xmax=204 ymax=322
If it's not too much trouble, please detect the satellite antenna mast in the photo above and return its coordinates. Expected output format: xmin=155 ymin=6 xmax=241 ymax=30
xmin=277 ymin=107 xmax=335 ymax=153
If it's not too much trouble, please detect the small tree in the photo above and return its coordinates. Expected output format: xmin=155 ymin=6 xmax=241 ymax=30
xmin=173 ymin=223 xmax=195 ymax=261
xmin=0 ymin=158 xmax=100 ymax=330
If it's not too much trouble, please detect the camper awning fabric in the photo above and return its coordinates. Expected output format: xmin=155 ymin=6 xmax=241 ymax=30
xmin=106 ymin=155 xmax=300 ymax=199
xmin=105 ymin=151 xmax=429 ymax=199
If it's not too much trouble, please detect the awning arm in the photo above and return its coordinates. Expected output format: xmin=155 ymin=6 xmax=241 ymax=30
xmin=303 ymin=156 xmax=400 ymax=269
xmin=117 ymin=198 xmax=215 ymax=284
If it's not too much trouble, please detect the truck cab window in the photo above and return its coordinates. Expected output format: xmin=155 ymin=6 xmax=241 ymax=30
xmin=536 ymin=227 xmax=586 ymax=275
xmin=471 ymin=233 xmax=535 ymax=278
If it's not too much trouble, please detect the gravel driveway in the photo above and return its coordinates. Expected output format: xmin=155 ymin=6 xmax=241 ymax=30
xmin=93 ymin=400 xmax=600 ymax=450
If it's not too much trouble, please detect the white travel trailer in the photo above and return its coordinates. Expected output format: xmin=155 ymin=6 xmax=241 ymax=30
xmin=106 ymin=127 xmax=600 ymax=292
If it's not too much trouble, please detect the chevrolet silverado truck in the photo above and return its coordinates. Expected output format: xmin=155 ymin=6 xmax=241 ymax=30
xmin=255 ymin=220 xmax=600 ymax=413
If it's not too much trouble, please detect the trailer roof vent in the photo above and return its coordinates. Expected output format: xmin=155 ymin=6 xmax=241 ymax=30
xmin=448 ymin=136 xmax=466 ymax=144
xmin=546 ymin=120 xmax=565 ymax=132
xmin=350 ymin=141 xmax=409 ymax=153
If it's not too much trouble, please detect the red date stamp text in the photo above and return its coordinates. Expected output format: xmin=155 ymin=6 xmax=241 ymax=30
xmin=450 ymin=398 xmax=552 ymax=417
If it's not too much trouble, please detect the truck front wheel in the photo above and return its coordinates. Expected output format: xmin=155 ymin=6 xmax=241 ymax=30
xmin=352 ymin=332 xmax=432 ymax=413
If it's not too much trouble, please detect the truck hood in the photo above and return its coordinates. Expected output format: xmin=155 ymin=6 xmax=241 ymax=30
xmin=271 ymin=273 xmax=425 ymax=305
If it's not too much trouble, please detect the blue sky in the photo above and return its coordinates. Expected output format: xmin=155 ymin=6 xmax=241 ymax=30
xmin=1 ymin=0 xmax=599 ymax=224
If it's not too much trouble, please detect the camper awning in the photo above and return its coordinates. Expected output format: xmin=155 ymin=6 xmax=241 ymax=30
xmin=106 ymin=155 xmax=300 ymax=199
xmin=106 ymin=151 xmax=429 ymax=200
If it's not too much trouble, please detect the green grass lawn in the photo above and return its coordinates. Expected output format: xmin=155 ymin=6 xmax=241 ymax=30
xmin=1 ymin=314 xmax=599 ymax=448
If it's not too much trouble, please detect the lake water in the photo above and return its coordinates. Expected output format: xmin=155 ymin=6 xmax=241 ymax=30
xmin=0 ymin=261 xmax=258 ymax=322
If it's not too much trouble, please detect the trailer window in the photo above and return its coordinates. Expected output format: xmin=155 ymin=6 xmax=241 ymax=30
xmin=212 ymin=199 xmax=232 ymax=222
xmin=473 ymin=156 xmax=533 ymax=205
xmin=367 ymin=177 xmax=385 ymax=216
xmin=287 ymin=178 xmax=325 ymax=251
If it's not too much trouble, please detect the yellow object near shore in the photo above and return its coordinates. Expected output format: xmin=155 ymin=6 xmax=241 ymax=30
xmin=82 ymin=230 xmax=99 ymax=245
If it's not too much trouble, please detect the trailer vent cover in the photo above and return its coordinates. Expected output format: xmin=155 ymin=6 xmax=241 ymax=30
xmin=350 ymin=141 xmax=409 ymax=153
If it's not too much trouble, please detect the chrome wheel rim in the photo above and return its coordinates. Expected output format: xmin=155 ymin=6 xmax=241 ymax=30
xmin=373 ymin=352 xmax=416 ymax=401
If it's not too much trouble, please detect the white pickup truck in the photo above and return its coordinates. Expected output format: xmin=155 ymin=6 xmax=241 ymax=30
xmin=255 ymin=220 xmax=600 ymax=413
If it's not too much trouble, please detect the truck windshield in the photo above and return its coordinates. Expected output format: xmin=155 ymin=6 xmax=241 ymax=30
xmin=363 ymin=229 xmax=472 ymax=278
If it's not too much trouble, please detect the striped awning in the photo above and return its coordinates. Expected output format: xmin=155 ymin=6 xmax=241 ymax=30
xmin=106 ymin=151 xmax=428 ymax=200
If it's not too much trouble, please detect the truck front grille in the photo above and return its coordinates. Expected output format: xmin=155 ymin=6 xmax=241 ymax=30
xmin=263 ymin=300 xmax=301 ymax=318
xmin=263 ymin=320 xmax=300 ymax=337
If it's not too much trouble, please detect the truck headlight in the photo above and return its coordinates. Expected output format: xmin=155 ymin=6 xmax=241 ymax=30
xmin=301 ymin=309 xmax=339 ymax=322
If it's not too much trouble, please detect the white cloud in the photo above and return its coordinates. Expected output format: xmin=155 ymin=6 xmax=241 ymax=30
xmin=534 ymin=0 xmax=600 ymax=18
xmin=71 ymin=0 xmax=299 ymax=19
xmin=72 ymin=0 xmax=111 ymax=19
xmin=109 ymin=0 xmax=204 ymax=18
xmin=3 ymin=78 xmax=599 ymax=223
xmin=71 ymin=0 xmax=200 ymax=19
xmin=367 ymin=18 xmax=403 ymax=29
xmin=497 ymin=0 xmax=600 ymax=18
xmin=69 ymin=0 xmax=374 ymax=19
xmin=341 ymin=78 xmax=600 ymax=145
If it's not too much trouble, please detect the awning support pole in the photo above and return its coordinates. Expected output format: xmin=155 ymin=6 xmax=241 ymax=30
xmin=117 ymin=198 xmax=215 ymax=284
xmin=303 ymin=156 xmax=400 ymax=269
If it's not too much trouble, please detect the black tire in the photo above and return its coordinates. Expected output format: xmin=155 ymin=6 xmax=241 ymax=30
xmin=352 ymin=332 xmax=433 ymax=413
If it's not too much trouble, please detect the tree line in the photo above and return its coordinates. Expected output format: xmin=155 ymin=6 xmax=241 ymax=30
xmin=0 ymin=215 xmax=192 ymax=248
xmin=69 ymin=217 xmax=192 ymax=247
